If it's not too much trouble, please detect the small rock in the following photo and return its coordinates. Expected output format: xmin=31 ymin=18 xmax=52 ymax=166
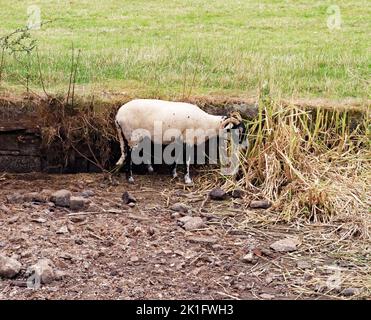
xmin=107 ymin=208 xmax=124 ymax=214
xmin=176 ymin=262 xmax=185 ymax=270
xmin=186 ymin=236 xmax=218 ymax=244
xmin=209 ymin=188 xmax=228 ymax=200
xmin=50 ymin=190 xmax=72 ymax=207
xmin=0 ymin=254 xmax=22 ymax=278
xmin=6 ymin=193 xmax=24 ymax=204
xmin=56 ymin=225 xmax=69 ymax=234
xmin=0 ymin=204 xmax=11 ymax=214
xmin=199 ymin=211 xmax=216 ymax=220
xmin=75 ymin=239 xmax=84 ymax=245
xmin=128 ymin=202 xmax=135 ymax=207
xmin=39 ymin=189 xmax=53 ymax=201
xmin=60 ymin=253 xmax=73 ymax=260
xmin=81 ymin=189 xmax=95 ymax=198
xmin=54 ymin=270 xmax=68 ymax=281
xmin=270 ymin=237 xmax=300 ymax=252
xmin=260 ymin=293 xmax=275 ymax=300
xmin=21 ymin=250 xmax=32 ymax=258
xmin=250 ymin=200 xmax=272 ymax=209
xmin=260 ymin=248 xmax=275 ymax=257
xmin=23 ymin=191 xmax=50 ymax=203
xmin=178 ymin=216 xmax=204 ymax=231
xmin=27 ymin=259 xmax=55 ymax=284
xmin=122 ymin=191 xmax=137 ymax=204
xmin=297 ymin=260 xmax=311 ymax=269
xmin=30 ymin=216 xmax=47 ymax=224
xmin=177 ymin=216 xmax=193 ymax=224
xmin=170 ymin=202 xmax=190 ymax=213
xmin=230 ymin=189 xmax=245 ymax=199
xmin=171 ymin=212 xmax=181 ymax=219
xmin=23 ymin=192 xmax=39 ymax=202
xmin=69 ymin=215 xmax=86 ymax=223
xmin=69 ymin=196 xmax=89 ymax=211
xmin=7 ymin=216 xmax=19 ymax=224
xmin=241 ymin=252 xmax=255 ymax=263
xmin=341 ymin=288 xmax=359 ymax=297
xmin=130 ymin=255 xmax=139 ymax=263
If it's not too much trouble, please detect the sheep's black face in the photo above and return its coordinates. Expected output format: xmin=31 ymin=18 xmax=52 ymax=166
xmin=232 ymin=121 xmax=248 ymax=148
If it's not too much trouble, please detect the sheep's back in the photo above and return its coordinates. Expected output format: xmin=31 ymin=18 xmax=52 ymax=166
xmin=116 ymin=99 xmax=219 ymax=145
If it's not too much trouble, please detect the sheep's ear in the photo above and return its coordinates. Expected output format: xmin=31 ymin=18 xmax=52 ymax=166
xmin=229 ymin=111 xmax=242 ymax=122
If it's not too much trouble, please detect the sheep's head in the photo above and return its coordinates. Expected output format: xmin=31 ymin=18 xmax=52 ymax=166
xmin=220 ymin=111 xmax=248 ymax=150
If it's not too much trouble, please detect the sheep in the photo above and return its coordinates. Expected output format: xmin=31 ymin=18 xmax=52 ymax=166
xmin=115 ymin=99 xmax=248 ymax=184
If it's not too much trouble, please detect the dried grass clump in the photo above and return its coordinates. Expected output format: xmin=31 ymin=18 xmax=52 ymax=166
xmin=221 ymin=97 xmax=370 ymax=236
xmin=37 ymin=96 xmax=120 ymax=170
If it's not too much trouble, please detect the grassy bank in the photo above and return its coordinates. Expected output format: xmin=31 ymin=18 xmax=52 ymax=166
xmin=0 ymin=0 xmax=370 ymax=100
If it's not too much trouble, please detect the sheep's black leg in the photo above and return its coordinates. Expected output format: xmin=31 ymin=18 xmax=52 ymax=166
xmin=171 ymin=139 xmax=183 ymax=179
xmin=147 ymin=160 xmax=154 ymax=173
xmin=171 ymin=162 xmax=177 ymax=178
xmin=125 ymin=145 xmax=134 ymax=183
xmin=184 ymin=144 xmax=193 ymax=184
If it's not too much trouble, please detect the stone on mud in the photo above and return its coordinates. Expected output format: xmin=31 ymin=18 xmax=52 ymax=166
xmin=186 ymin=236 xmax=218 ymax=245
xmin=56 ymin=225 xmax=69 ymax=234
xmin=250 ymin=200 xmax=272 ymax=209
xmin=122 ymin=191 xmax=137 ymax=205
xmin=178 ymin=216 xmax=204 ymax=231
xmin=81 ymin=189 xmax=95 ymax=198
xmin=6 ymin=193 xmax=24 ymax=204
xmin=209 ymin=188 xmax=228 ymax=200
xmin=23 ymin=190 xmax=52 ymax=203
xmin=0 ymin=254 xmax=22 ymax=278
xmin=270 ymin=237 xmax=300 ymax=252
xmin=184 ymin=217 xmax=204 ymax=231
xmin=170 ymin=202 xmax=190 ymax=213
xmin=241 ymin=252 xmax=255 ymax=263
xmin=341 ymin=288 xmax=359 ymax=297
xmin=69 ymin=196 xmax=90 ymax=211
xmin=50 ymin=190 xmax=72 ymax=207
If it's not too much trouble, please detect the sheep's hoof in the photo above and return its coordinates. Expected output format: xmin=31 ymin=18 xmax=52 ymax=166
xmin=184 ymin=176 xmax=193 ymax=185
xmin=147 ymin=165 xmax=154 ymax=173
xmin=128 ymin=177 xmax=135 ymax=184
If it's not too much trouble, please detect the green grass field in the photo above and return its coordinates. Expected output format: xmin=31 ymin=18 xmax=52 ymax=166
xmin=0 ymin=0 xmax=370 ymax=100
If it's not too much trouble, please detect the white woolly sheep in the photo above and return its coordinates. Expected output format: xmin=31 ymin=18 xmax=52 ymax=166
xmin=115 ymin=99 xmax=247 ymax=184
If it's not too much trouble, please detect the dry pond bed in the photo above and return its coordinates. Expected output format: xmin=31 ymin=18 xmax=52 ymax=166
xmin=0 ymin=172 xmax=369 ymax=300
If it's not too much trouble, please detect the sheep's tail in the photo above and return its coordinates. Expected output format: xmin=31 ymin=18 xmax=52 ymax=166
xmin=115 ymin=120 xmax=126 ymax=166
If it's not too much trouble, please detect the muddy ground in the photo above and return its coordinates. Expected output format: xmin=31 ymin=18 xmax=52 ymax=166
xmin=0 ymin=172 xmax=369 ymax=300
